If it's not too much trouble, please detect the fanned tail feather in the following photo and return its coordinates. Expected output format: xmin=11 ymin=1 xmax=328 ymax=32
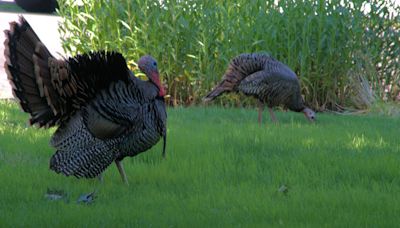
xmin=4 ymin=16 xmax=132 ymax=128
xmin=203 ymin=80 xmax=231 ymax=102
xmin=4 ymin=16 xmax=59 ymax=127
xmin=203 ymin=53 xmax=271 ymax=102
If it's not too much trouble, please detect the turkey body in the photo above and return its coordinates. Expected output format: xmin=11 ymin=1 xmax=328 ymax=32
xmin=204 ymin=53 xmax=315 ymax=123
xmin=49 ymin=78 xmax=167 ymax=178
xmin=4 ymin=17 xmax=167 ymax=180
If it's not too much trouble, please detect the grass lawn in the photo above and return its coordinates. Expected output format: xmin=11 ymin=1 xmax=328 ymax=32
xmin=0 ymin=100 xmax=399 ymax=227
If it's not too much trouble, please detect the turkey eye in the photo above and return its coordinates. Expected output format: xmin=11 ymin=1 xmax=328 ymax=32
xmin=153 ymin=62 xmax=157 ymax=66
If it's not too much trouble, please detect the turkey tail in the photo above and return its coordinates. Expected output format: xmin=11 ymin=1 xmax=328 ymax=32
xmin=229 ymin=53 xmax=271 ymax=76
xmin=203 ymin=80 xmax=231 ymax=102
xmin=49 ymin=114 xmax=117 ymax=178
xmin=203 ymin=53 xmax=272 ymax=102
xmin=4 ymin=16 xmax=60 ymax=127
xmin=5 ymin=16 xmax=132 ymax=128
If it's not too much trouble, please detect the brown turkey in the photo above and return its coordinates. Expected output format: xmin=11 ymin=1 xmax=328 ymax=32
xmin=4 ymin=16 xmax=167 ymax=184
xmin=203 ymin=53 xmax=315 ymax=124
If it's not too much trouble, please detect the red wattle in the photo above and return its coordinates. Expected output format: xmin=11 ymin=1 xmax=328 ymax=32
xmin=151 ymin=73 xmax=166 ymax=97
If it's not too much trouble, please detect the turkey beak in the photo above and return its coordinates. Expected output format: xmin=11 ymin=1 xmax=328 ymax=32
xmin=304 ymin=112 xmax=315 ymax=123
xmin=308 ymin=115 xmax=316 ymax=123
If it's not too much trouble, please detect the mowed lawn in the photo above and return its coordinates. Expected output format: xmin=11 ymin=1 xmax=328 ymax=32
xmin=0 ymin=100 xmax=399 ymax=227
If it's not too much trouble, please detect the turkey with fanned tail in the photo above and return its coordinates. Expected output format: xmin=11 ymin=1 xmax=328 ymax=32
xmin=4 ymin=16 xmax=167 ymax=184
xmin=203 ymin=53 xmax=315 ymax=124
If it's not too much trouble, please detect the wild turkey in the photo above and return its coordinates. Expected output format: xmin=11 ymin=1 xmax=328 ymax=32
xmin=203 ymin=53 xmax=315 ymax=124
xmin=4 ymin=16 xmax=167 ymax=184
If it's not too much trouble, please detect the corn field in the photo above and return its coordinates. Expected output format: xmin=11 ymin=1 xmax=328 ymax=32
xmin=57 ymin=0 xmax=400 ymax=110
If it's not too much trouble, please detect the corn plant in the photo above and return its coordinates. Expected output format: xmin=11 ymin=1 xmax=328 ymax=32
xmin=57 ymin=0 xmax=400 ymax=110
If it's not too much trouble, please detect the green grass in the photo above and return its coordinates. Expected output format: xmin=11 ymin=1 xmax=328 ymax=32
xmin=0 ymin=100 xmax=399 ymax=227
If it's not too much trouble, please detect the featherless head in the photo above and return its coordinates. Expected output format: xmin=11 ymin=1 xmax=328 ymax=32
xmin=302 ymin=107 xmax=316 ymax=122
xmin=138 ymin=55 xmax=157 ymax=73
xmin=138 ymin=55 xmax=165 ymax=97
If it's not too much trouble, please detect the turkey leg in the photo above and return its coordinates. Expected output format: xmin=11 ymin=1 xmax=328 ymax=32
xmin=97 ymin=173 xmax=104 ymax=183
xmin=115 ymin=160 xmax=129 ymax=185
xmin=258 ymin=102 xmax=264 ymax=125
xmin=268 ymin=107 xmax=278 ymax=123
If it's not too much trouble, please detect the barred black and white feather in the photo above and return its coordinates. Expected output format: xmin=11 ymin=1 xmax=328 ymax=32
xmin=4 ymin=16 xmax=167 ymax=179
xmin=204 ymin=53 xmax=307 ymax=112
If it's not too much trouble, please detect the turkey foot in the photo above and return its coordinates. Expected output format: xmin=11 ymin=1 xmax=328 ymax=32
xmin=258 ymin=103 xmax=264 ymax=126
xmin=268 ymin=107 xmax=278 ymax=123
xmin=97 ymin=173 xmax=104 ymax=183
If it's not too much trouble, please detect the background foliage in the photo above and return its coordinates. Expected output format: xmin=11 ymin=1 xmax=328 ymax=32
xmin=57 ymin=0 xmax=400 ymax=110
